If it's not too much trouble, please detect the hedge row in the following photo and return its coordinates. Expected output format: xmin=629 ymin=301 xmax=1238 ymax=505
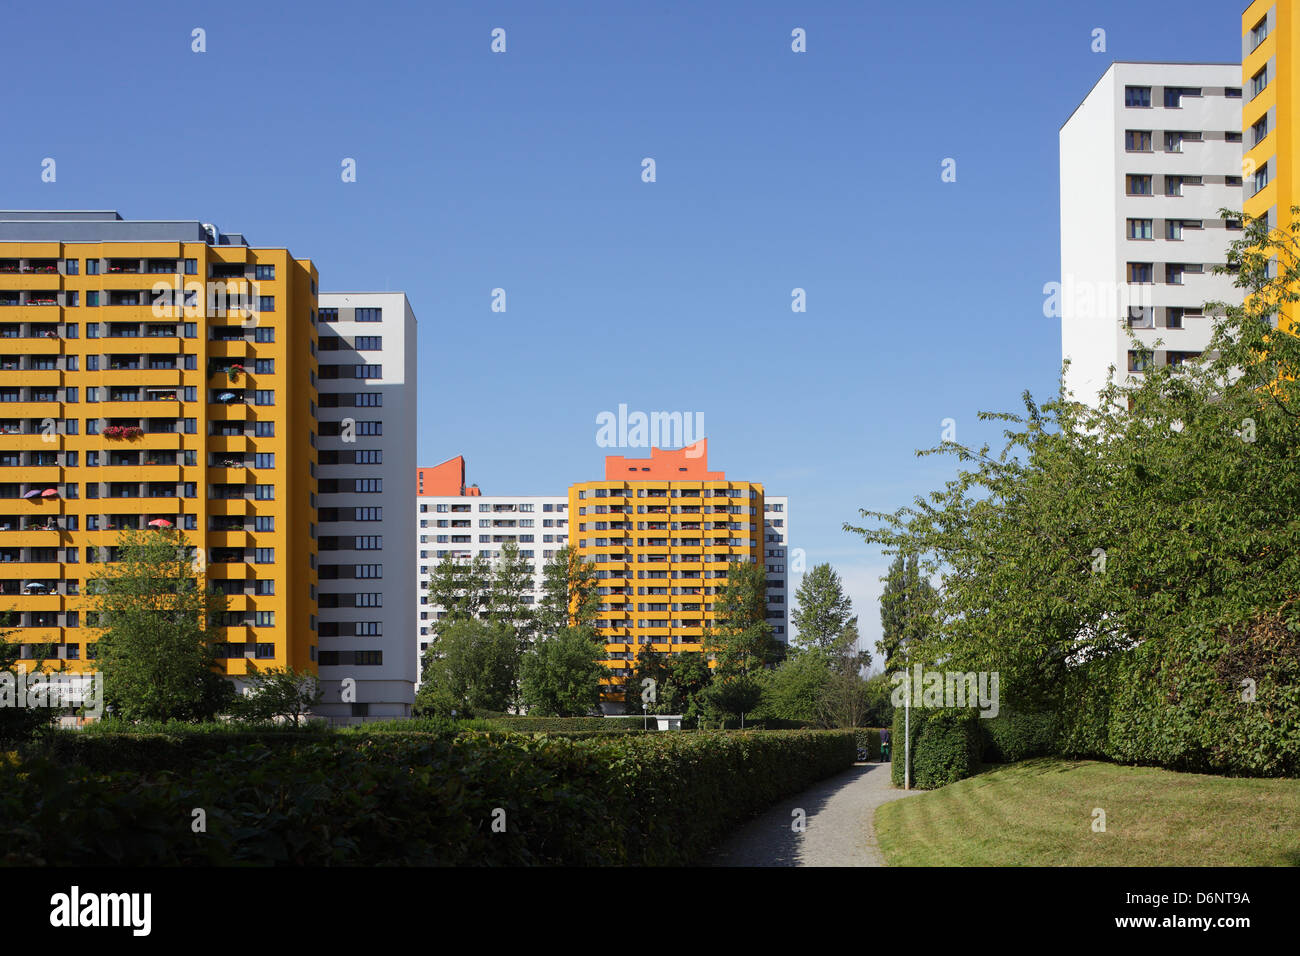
xmin=854 ymin=728 xmax=885 ymax=760
xmin=1055 ymin=616 xmax=1300 ymax=777
xmin=1 ymin=730 xmax=856 ymax=865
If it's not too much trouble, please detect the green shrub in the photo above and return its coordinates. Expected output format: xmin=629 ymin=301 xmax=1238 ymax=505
xmin=482 ymin=716 xmax=648 ymax=733
xmin=981 ymin=709 xmax=1058 ymax=763
xmin=854 ymin=728 xmax=884 ymax=759
xmin=890 ymin=707 xmax=980 ymax=789
xmin=1 ymin=729 xmax=856 ymax=865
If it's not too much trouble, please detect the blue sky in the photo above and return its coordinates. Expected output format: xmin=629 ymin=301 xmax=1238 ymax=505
xmin=1 ymin=0 xmax=1242 ymax=661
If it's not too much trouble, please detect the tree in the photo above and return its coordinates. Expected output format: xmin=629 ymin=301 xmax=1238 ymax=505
xmin=704 ymin=675 xmax=766 ymax=728
xmin=877 ymin=554 xmax=937 ymax=674
xmin=426 ymin=552 xmax=492 ymax=626
xmin=759 ymin=646 xmax=832 ymax=723
xmin=88 ymin=530 xmax=233 ymax=722
xmin=536 ymin=546 xmax=600 ymax=639
xmin=630 ymin=648 xmax=713 ymax=725
xmin=706 ymin=560 xmax=782 ymax=679
xmin=790 ymin=563 xmax=855 ymax=649
xmin=489 ymin=542 xmax=538 ymax=703
xmin=845 ymin=207 xmax=1300 ymax=710
xmin=0 ymin=634 xmax=56 ymax=742
xmin=519 ymin=628 xmax=605 ymax=716
xmin=414 ymin=617 xmax=517 ymax=717
xmin=234 ymin=665 xmax=322 ymax=725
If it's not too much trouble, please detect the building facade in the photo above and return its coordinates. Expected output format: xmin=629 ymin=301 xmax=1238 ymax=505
xmin=1060 ymin=63 xmax=1245 ymax=408
xmin=0 ymin=210 xmax=320 ymax=692
xmin=568 ymin=439 xmax=778 ymax=709
xmin=314 ymin=292 xmax=418 ymax=721
xmin=1243 ymin=1 xmax=1295 ymax=311
xmin=415 ymin=456 xmax=567 ymax=682
xmin=763 ymin=495 xmax=789 ymax=642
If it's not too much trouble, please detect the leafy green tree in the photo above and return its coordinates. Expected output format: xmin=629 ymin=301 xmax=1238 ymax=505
xmin=845 ymin=207 xmax=1300 ymax=712
xmin=426 ymin=552 xmax=492 ymax=626
xmin=877 ymin=553 xmax=937 ymax=674
xmin=234 ymin=665 xmax=322 ymax=725
xmin=630 ymin=648 xmax=713 ymax=725
xmin=536 ymin=546 xmax=600 ymax=638
xmin=790 ymin=563 xmax=855 ymax=650
xmin=758 ymin=646 xmax=833 ymax=723
xmin=704 ymin=674 xmax=766 ymax=728
xmin=88 ymin=530 xmax=233 ymax=722
xmin=414 ymin=617 xmax=517 ymax=717
xmin=0 ymin=634 xmax=56 ymax=742
xmin=519 ymin=628 xmax=605 ymax=716
xmin=706 ymin=560 xmax=782 ymax=679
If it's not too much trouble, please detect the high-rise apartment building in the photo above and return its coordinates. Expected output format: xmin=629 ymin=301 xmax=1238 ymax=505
xmin=314 ymin=292 xmax=417 ymax=722
xmin=415 ymin=456 xmax=567 ymax=682
xmin=1243 ymin=2 xmax=1294 ymax=306
xmin=568 ymin=439 xmax=779 ymax=709
xmin=0 ymin=210 xmax=319 ymax=689
xmin=1060 ymin=63 xmax=1245 ymax=408
xmin=762 ymin=495 xmax=789 ymax=642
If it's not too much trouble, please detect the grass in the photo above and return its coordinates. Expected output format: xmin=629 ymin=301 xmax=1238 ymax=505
xmin=875 ymin=758 xmax=1300 ymax=866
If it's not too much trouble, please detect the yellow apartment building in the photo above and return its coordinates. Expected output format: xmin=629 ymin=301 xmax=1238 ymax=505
xmin=568 ymin=439 xmax=768 ymax=706
xmin=0 ymin=210 xmax=319 ymax=687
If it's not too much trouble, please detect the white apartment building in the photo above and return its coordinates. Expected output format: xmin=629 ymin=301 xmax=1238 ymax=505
xmin=1060 ymin=62 xmax=1245 ymax=409
xmin=416 ymin=490 xmax=568 ymax=679
xmin=763 ymin=495 xmax=789 ymax=642
xmin=313 ymin=292 xmax=417 ymax=722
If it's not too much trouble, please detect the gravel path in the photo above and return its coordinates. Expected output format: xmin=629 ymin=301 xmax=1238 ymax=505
xmin=705 ymin=761 xmax=922 ymax=867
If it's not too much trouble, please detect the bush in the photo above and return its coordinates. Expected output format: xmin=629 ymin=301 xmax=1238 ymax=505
xmin=483 ymin=716 xmax=647 ymax=733
xmin=854 ymin=728 xmax=883 ymax=760
xmin=981 ymin=709 xmax=1058 ymax=763
xmin=0 ymin=729 xmax=856 ymax=865
xmin=890 ymin=707 xmax=980 ymax=789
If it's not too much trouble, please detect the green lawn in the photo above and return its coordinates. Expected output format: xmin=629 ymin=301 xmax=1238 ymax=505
xmin=876 ymin=758 xmax=1300 ymax=866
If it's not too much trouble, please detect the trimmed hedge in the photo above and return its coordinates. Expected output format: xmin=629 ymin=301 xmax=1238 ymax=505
xmin=854 ymin=728 xmax=884 ymax=760
xmin=890 ymin=707 xmax=982 ymax=789
xmin=1055 ymin=610 xmax=1300 ymax=777
xmin=482 ymin=717 xmax=648 ymax=733
xmin=1 ymin=729 xmax=855 ymax=865
xmin=980 ymin=708 xmax=1058 ymax=764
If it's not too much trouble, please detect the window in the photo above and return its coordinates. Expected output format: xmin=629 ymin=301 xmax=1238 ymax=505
xmin=1226 ymin=131 xmax=1242 ymax=143
xmin=1164 ymin=87 xmax=1200 ymax=108
xmin=1256 ymin=164 xmax=1270 ymax=195
xmin=1251 ymin=66 xmax=1268 ymax=99
xmin=354 ymin=308 xmax=382 ymax=322
xmin=255 ymin=453 xmax=275 ymax=469
xmin=255 ymin=484 xmax=275 ymax=500
xmin=1251 ymin=17 xmax=1269 ymax=50
xmin=1126 ymin=218 xmax=1152 ymax=240
xmin=255 ymin=516 xmax=275 ymax=532
xmin=254 ymin=548 xmax=274 ymax=564
xmin=1226 ymin=87 xmax=1242 ymax=98
xmin=1164 ymin=131 xmax=1184 ymax=153
xmin=1126 ymin=174 xmax=1152 ymax=196
xmin=254 ymin=327 xmax=274 ymax=343
xmin=1227 ymin=175 xmax=1243 ymax=187
xmin=255 ymin=264 xmax=275 ymax=280
xmin=1127 ymin=262 xmax=1153 ymax=284
xmin=64 ymin=259 xmax=78 ymax=275
xmin=319 ymin=308 xmax=338 ymax=322
xmin=257 ymin=296 xmax=274 ymax=314
xmin=85 ymin=259 xmax=99 ymax=275
xmin=1167 ymin=264 xmax=1186 ymax=285
xmin=86 ymin=292 xmax=99 ymax=308
xmin=1167 ymin=220 xmax=1182 ymax=240
xmin=354 ymin=336 xmax=382 ymax=350
xmin=1253 ymin=115 xmax=1268 ymax=147
xmin=255 ymin=611 xmax=275 ymax=627
xmin=255 ymin=358 xmax=274 ymax=374
xmin=1129 ymin=350 xmax=1152 ymax=372
xmin=254 ymin=390 xmax=274 ymax=406
xmin=354 ymin=392 xmax=381 ymax=407
xmin=1125 ymin=86 xmax=1151 ymax=108
xmin=1125 ymin=130 xmax=1152 ymax=152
